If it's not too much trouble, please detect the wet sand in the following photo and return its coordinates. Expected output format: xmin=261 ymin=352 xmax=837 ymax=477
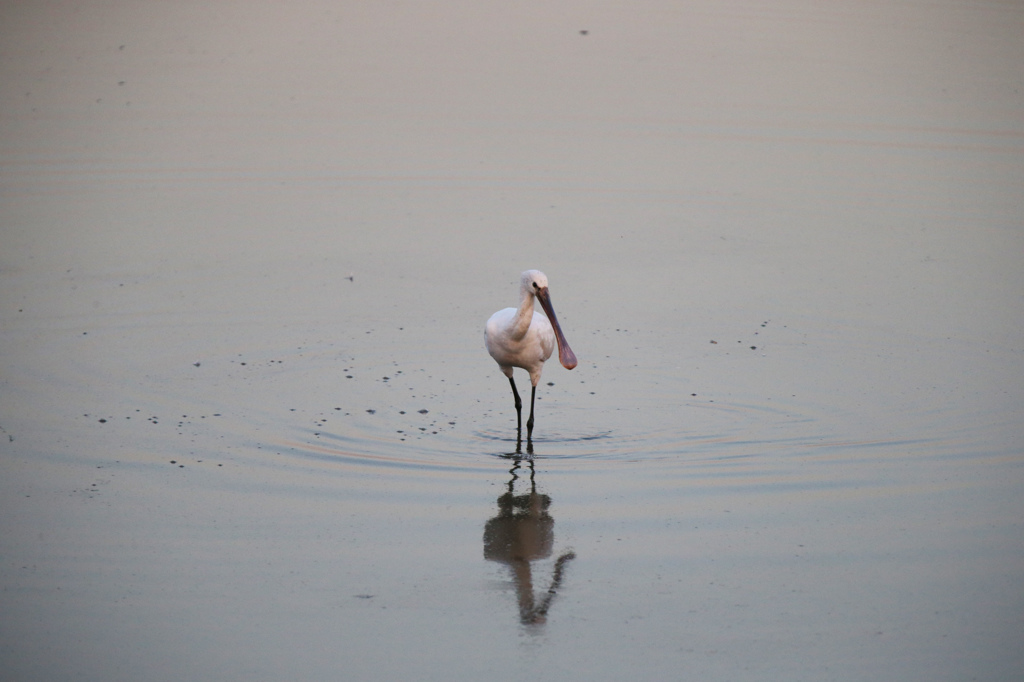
xmin=2 ymin=1 xmax=1023 ymax=680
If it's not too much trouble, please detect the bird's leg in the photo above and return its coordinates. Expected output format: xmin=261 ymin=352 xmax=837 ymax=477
xmin=508 ymin=376 xmax=523 ymax=437
xmin=526 ymin=385 xmax=537 ymax=441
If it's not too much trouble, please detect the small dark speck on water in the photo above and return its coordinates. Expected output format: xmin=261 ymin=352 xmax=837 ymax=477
xmin=750 ymin=346 xmax=757 ymax=350
xmin=98 ymin=419 xmax=107 ymax=423
xmin=366 ymin=409 xmax=376 ymax=414
xmin=418 ymin=409 xmax=428 ymax=414
xmin=547 ymin=382 xmax=554 ymax=386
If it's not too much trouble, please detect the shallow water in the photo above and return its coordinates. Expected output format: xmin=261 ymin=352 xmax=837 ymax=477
xmin=2 ymin=1 xmax=1023 ymax=680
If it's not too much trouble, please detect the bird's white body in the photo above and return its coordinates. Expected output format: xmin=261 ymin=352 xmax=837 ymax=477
xmin=485 ymin=307 xmax=556 ymax=387
xmin=485 ymin=270 xmax=576 ymax=441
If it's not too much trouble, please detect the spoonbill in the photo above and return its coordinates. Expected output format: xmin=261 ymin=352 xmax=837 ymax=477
xmin=485 ymin=270 xmax=577 ymax=441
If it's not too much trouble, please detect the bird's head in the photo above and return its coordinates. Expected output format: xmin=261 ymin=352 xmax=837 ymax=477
xmin=521 ymin=270 xmax=549 ymax=297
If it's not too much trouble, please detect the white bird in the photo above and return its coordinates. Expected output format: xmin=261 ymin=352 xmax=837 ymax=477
xmin=485 ymin=270 xmax=577 ymax=442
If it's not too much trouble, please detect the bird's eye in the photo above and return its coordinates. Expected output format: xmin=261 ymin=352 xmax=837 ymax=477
xmin=532 ymin=282 xmax=539 ymax=289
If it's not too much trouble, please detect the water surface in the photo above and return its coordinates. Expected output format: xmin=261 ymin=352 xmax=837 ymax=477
xmin=2 ymin=1 xmax=1023 ymax=680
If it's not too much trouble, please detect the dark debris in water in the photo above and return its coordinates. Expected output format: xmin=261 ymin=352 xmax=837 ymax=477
xmin=80 ymin=411 xmax=227 ymax=470
xmin=708 ymin=320 xmax=773 ymax=354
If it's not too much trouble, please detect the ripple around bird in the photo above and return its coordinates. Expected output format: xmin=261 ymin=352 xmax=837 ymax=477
xmin=268 ymin=392 xmax=951 ymax=482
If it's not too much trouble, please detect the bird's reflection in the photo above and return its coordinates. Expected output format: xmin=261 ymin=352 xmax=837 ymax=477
xmin=483 ymin=457 xmax=575 ymax=627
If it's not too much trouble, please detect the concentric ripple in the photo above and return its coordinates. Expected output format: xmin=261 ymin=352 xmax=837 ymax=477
xmin=266 ymin=393 xmax=862 ymax=476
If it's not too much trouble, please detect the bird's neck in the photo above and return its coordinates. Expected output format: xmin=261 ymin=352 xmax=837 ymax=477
xmin=509 ymin=292 xmax=536 ymax=340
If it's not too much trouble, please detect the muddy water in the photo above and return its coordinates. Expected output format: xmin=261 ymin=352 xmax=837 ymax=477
xmin=2 ymin=1 xmax=1023 ymax=680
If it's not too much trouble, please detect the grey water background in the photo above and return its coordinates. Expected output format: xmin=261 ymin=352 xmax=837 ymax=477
xmin=2 ymin=1 xmax=1022 ymax=680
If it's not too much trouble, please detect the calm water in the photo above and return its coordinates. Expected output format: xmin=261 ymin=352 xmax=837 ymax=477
xmin=2 ymin=1 xmax=1023 ymax=680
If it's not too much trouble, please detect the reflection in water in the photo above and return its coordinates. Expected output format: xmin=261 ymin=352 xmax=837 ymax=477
xmin=483 ymin=458 xmax=576 ymax=627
